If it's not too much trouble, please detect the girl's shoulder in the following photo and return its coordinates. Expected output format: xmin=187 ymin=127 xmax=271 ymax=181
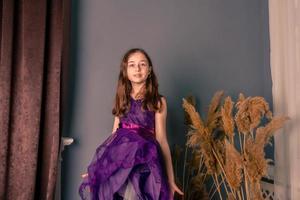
xmin=158 ymin=94 xmax=165 ymax=100
xmin=158 ymin=94 xmax=166 ymax=102
xmin=157 ymin=94 xmax=167 ymax=110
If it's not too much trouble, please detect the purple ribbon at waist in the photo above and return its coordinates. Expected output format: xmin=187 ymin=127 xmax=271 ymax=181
xmin=119 ymin=122 xmax=155 ymax=134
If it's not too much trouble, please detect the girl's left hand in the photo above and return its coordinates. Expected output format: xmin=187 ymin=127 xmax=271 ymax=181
xmin=169 ymin=181 xmax=184 ymax=198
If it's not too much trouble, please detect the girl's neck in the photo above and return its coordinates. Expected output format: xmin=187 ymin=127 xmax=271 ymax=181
xmin=131 ymin=83 xmax=145 ymax=99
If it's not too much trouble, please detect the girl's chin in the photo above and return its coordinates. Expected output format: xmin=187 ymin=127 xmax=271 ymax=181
xmin=130 ymin=80 xmax=146 ymax=85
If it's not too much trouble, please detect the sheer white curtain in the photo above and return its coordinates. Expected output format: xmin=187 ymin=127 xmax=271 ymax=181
xmin=268 ymin=0 xmax=300 ymax=199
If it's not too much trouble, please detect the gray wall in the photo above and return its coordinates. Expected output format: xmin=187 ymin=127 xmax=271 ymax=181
xmin=62 ymin=0 xmax=271 ymax=199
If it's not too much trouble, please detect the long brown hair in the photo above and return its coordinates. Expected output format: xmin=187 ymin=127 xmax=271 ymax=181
xmin=112 ymin=48 xmax=163 ymax=117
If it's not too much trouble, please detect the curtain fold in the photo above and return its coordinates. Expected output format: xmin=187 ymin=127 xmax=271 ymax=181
xmin=0 ymin=0 xmax=70 ymax=199
xmin=268 ymin=0 xmax=300 ymax=199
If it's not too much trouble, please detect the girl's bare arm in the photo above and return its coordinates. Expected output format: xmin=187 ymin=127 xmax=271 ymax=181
xmin=155 ymin=97 xmax=184 ymax=196
xmin=155 ymin=97 xmax=175 ymax=183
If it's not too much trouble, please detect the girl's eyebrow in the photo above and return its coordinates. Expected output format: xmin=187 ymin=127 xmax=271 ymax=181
xmin=128 ymin=60 xmax=147 ymax=63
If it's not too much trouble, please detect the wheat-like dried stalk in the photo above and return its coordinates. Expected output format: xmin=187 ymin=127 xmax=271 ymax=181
xmin=235 ymin=97 xmax=251 ymax=134
xmin=255 ymin=116 xmax=289 ymax=147
xmin=182 ymin=98 xmax=205 ymax=135
xmin=188 ymin=149 xmax=203 ymax=171
xmin=224 ymin=140 xmax=243 ymax=190
xmin=236 ymin=93 xmax=246 ymax=109
xmin=183 ymin=98 xmax=218 ymax=174
xmin=221 ymin=97 xmax=235 ymax=142
xmin=248 ymin=97 xmax=273 ymax=129
xmin=235 ymin=95 xmax=274 ymax=135
xmin=206 ymin=91 xmax=224 ymax=132
xmin=201 ymin=140 xmax=218 ymax=174
xmin=190 ymin=173 xmax=209 ymax=200
xmin=251 ymin=181 xmax=264 ymax=200
xmin=228 ymin=193 xmax=236 ymax=200
xmin=186 ymin=129 xmax=201 ymax=148
xmin=244 ymin=138 xmax=267 ymax=184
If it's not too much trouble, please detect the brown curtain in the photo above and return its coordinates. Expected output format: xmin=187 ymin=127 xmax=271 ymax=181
xmin=0 ymin=0 xmax=70 ymax=199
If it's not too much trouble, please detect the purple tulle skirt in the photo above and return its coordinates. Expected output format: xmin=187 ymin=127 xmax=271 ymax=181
xmin=79 ymin=126 xmax=171 ymax=200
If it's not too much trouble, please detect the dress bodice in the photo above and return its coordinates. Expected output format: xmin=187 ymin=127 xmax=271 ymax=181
xmin=119 ymin=97 xmax=155 ymax=132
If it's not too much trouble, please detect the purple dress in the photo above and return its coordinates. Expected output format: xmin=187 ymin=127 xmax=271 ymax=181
xmin=79 ymin=97 xmax=171 ymax=200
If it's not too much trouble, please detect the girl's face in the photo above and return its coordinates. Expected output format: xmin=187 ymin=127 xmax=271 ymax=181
xmin=126 ymin=52 xmax=150 ymax=85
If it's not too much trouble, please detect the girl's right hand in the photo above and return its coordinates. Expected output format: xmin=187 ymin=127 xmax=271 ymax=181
xmin=81 ymin=173 xmax=88 ymax=178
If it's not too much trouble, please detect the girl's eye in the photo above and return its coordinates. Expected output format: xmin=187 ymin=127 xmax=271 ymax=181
xmin=128 ymin=64 xmax=135 ymax=68
xmin=140 ymin=63 xmax=147 ymax=67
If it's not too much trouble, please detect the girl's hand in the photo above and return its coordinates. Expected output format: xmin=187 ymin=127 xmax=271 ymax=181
xmin=169 ymin=181 xmax=184 ymax=198
xmin=81 ymin=173 xmax=88 ymax=178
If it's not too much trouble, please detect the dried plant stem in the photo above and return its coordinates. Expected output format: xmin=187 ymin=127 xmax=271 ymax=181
xmin=242 ymin=133 xmax=251 ymax=200
xmin=240 ymin=184 xmax=245 ymax=200
xmin=182 ymin=146 xmax=188 ymax=193
xmin=238 ymin=132 xmax=249 ymax=200
xmin=208 ymin=174 xmax=225 ymax=198
xmin=175 ymin=159 xmax=178 ymax=180
xmin=185 ymin=171 xmax=191 ymax=200
xmin=200 ymin=154 xmax=204 ymax=166
xmin=209 ymin=188 xmax=220 ymax=200
xmin=243 ymin=133 xmax=246 ymax=154
xmin=238 ymin=132 xmax=246 ymax=200
xmin=237 ymin=190 xmax=243 ymax=200
xmin=209 ymin=180 xmax=218 ymax=200
xmin=196 ymin=153 xmax=204 ymax=175
xmin=208 ymin=176 xmax=216 ymax=196
xmin=201 ymin=171 xmax=208 ymax=186
xmin=209 ymin=176 xmax=218 ymax=200
xmin=238 ymin=132 xmax=243 ymax=150
xmin=243 ymin=166 xmax=250 ymax=199
xmin=198 ymin=164 xmax=205 ymax=177
xmin=250 ymin=130 xmax=254 ymax=139
xmin=198 ymin=154 xmax=204 ymax=174
xmin=215 ymin=174 xmax=223 ymax=200
xmin=211 ymin=148 xmax=237 ymax=199
xmin=210 ymin=174 xmax=223 ymax=200
xmin=220 ymin=172 xmax=230 ymax=198
xmin=185 ymin=167 xmax=191 ymax=196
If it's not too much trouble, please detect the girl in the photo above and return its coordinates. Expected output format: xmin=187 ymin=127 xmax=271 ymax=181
xmin=79 ymin=48 xmax=184 ymax=200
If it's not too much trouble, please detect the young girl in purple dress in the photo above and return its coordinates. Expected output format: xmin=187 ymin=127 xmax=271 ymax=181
xmin=79 ymin=48 xmax=184 ymax=200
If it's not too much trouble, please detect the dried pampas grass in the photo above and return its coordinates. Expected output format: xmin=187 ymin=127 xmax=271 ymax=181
xmin=180 ymin=91 xmax=289 ymax=200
